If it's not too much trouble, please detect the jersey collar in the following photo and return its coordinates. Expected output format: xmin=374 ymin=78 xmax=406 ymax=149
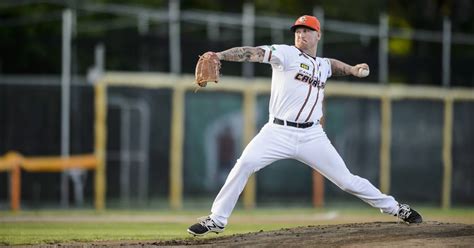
xmin=294 ymin=46 xmax=316 ymax=60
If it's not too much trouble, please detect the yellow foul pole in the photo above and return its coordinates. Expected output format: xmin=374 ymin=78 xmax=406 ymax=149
xmin=442 ymin=97 xmax=453 ymax=209
xmin=242 ymin=88 xmax=257 ymax=209
xmin=94 ymin=82 xmax=107 ymax=211
xmin=379 ymin=95 xmax=391 ymax=194
xmin=169 ymin=85 xmax=185 ymax=209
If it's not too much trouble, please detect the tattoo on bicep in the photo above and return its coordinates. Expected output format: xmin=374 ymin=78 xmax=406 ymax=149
xmin=219 ymin=47 xmax=264 ymax=62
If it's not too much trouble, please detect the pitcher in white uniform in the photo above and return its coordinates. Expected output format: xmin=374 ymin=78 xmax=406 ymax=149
xmin=188 ymin=15 xmax=422 ymax=236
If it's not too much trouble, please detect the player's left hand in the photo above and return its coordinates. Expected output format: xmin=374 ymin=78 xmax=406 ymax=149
xmin=351 ymin=63 xmax=370 ymax=78
xmin=195 ymin=51 xmax=221 ymax=88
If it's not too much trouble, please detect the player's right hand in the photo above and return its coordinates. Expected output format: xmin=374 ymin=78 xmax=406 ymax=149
xmin=351 ymin=63 xmax=370 ymax=78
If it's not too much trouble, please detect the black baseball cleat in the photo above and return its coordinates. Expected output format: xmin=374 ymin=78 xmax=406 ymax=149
xmin=187 ymin=216 xmax=225 ymax=236
xmin=397 ymin=204 xmax=423 ymax=224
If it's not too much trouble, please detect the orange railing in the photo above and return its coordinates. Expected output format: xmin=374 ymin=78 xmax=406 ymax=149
xmin=0 ymin=151 xmax=98 ymax=212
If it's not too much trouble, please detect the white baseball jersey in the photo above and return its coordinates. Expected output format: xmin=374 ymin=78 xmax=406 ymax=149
xmin=208 ymin=44 xmax=400 ymax=227
xmin=260 ymin=44 xmax=332 ymax=123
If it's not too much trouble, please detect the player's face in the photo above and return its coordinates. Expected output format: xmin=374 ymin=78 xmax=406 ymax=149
xmin=294 ymin=27 xmax=320 ymax=51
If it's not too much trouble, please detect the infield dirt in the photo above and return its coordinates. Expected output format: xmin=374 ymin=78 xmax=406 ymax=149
xmin=23 ymin=221 xmax=474 ymax=247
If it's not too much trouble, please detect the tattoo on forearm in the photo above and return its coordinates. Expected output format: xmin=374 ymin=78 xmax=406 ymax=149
xmin=217 ymin=47 xmax=265 ymax=62
xmin=329 ymin=59 xmax=352 ymax=76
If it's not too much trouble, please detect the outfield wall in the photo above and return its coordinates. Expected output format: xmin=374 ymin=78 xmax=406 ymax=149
xmin=1 ymin=73 xmax=473 ymax=210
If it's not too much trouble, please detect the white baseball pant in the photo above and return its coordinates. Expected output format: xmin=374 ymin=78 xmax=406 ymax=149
xmin=210 ymin=121 xmax=399 ymax=226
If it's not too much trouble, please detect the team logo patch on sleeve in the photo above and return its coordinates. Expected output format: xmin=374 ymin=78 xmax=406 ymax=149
xmin=300 ymin=63 xmax=309 ymax=70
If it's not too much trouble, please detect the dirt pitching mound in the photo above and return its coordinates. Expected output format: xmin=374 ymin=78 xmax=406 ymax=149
xmin=84 ymin=221 xmax=473 ymax=247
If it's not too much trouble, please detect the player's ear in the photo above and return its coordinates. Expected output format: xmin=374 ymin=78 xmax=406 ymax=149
xmin=316 ymin=31 xmax=321 ymax=40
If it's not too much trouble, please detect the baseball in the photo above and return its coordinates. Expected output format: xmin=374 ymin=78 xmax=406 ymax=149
xmin=358 ymin=67 xmax=369 ymax=77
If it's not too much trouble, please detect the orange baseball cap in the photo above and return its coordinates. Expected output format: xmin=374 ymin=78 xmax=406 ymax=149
xmin=290 ymin=15 xmax=320 ymax=32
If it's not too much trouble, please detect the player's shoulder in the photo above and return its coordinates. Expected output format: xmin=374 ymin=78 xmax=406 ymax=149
xmin=270 ymin=44 xmax=292 ymax=49
xmin=317 ymin=57 xmax=332 ymax=66
xmin=316 ymin=57 xmax=333 ymax=77
xmin=264 ymin=44 xmax=296 ymax=53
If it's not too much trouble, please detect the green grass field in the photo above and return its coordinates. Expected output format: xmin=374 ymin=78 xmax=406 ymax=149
xmin=1 ymin=207 xmax=473 ymax=246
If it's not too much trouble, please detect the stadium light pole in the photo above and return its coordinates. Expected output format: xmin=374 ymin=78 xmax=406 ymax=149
xmin=242 ymin=2 xmax=255 ymax=79
xmin=313 ymin=7 xmax=324 ymax=57
xmin=312 ymin=7 xmax=326 ymax=208
xmin=60 ymin=9 xmax=73 ymax=208
xmin=442 ymin=16 xmax=451 ymax=87
xmin=169 ymin=0 xmax=181 ymax=75
xmin=378 ymin=13 xmax=389 ymax=84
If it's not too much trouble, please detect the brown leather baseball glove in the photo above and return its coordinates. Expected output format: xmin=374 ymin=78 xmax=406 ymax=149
xmin=195 ymin=52 xmax=221 ymax=88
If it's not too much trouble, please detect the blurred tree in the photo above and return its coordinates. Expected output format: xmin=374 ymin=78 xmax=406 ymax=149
xmin=92 ymin=0 xmax=165 ymax=8
xmin=182 ymin=0 xmax=243 ymax=12
xmin=0 ymin=2 xmax=64 ymax=73
xmin=388 ymin=16 xmax=413 ymax=57
xmin=0 ymin=0 xmax=472 ymax=86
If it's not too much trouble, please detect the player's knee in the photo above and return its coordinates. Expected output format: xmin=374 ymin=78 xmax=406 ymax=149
xmin=234 ymin=158 xmax=255 ymax=175
xmin=337 ymin=182 xmax=350 ymax=192
xmin=336 ymin=175 xmax=356 ymax=192
xmin=337 ymin=175 xmax=367 ymax=192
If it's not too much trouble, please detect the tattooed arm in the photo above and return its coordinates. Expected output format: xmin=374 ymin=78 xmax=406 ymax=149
xmin=216 ymin=46 xmax=265 ymax=63
xmin=329 ymin=58 xmax=369 ymax=78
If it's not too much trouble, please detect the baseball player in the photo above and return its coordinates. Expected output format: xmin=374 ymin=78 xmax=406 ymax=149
xmin=188 ymin=15 xmax=422 ymax=236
